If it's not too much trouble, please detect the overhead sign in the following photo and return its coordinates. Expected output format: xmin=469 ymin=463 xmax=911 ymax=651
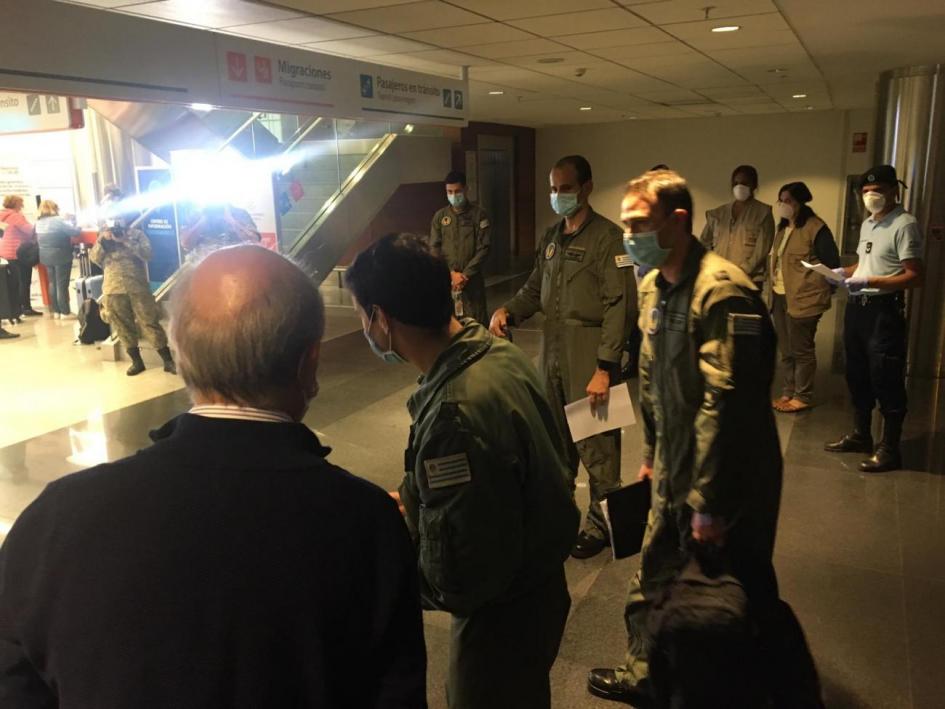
xmin=216 ymin=38 xmax=467 ymax=125
xmin=0 ymin=92 xmax=83 ymax=135
xmin=2 ymin=0 xmax=468 ymax=127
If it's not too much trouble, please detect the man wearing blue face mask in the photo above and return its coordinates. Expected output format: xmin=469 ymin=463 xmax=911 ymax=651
xmin=589 ymin=170 xmax=821 ymax=707
xmin=346 ymin=233 xmax=579 ymax=709
xmin=430 ymin=171 xmax=491 ymax=325
xmin=490 ymin=155 xmax=635 ymax=560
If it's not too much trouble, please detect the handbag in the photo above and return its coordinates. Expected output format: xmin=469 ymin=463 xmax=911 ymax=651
xmin=16 ymin=239 xmax=39 ymax=268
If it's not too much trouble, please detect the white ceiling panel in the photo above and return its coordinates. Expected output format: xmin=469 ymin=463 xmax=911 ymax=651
xmin=402 ymin=22 xmax=533 ymax=47
xmin=508 ymin=8 xmax=646 ymax=36
xmin=455 ymin=0 xmax=614 ymax=22
xmin=732 ymin=102 xmax=789 ymax=114
xmin=400 ymin=49 xmax=497 ymax=67
xmin=681 ymin=103 xmax=740 ymax=116
xmin=698 ymin=85 xmax=766 ymax=100
xmin=590 ymin=40 xmax=696 ymax=62
xmin=305 ymin=35 xmax=433 ymax=57
xmin=226 ymin=17 xmax=376 ymax=44
xmin=372 ymin=54 xmax=464 ymax=77
xmin=124 ymin=0 xmax=303 ymax=28
xmin=463 ymin=38 xmax=568 ymax=59
xmin=708 ymin=44 xmax=808 ymax=69
xmin=662 ymin=13 xmax=794 ymax=50
xmin=503 ymin=51 xmax=605 ymax=69
xmin=625 ymin=0 xmax=778 ymax=25
xmin=327 ymin=2 xmax=486 ymax=34
xmin=69 ymin=0 xmax=137 ymax=7
xmin=555 ymin=26 xmax=671 ymax=50
xmin=268 ymin=0 xmax=420 ymax=13
xmin=634 ymin=87 xmax=708 ymax=103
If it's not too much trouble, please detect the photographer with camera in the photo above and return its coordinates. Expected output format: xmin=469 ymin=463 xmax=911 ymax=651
xmin=90 ymin=191 xmax=175 ymax=376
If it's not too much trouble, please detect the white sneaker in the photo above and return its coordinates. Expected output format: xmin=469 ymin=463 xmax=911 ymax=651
xmin=54 ymin=313 xmax=61 ymax=320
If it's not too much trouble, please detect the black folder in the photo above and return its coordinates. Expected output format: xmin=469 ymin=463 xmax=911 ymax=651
xmin=601 ymin=479 xmax=651 ymax=560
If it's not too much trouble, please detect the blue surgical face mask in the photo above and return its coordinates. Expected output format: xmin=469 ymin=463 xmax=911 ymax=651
xmin=364 ymin=307 xmax=406 ymax=364
xmin=550 ymin=191 xmax=580 ymax=217
xmin=624 ymin=228 xmax=671 ymax=270
xmin=447 ymin=192 xmax=466 ymax=208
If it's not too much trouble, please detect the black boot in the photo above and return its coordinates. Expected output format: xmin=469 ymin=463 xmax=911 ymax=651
xmin=825 ymin=410 xmax=873 ymax=453
xmin=158 ymin=346 xmax=176 ymax=375
xmin=860 ymin=413 xmax=904 ymax=473
xmin=587 ymin=669 xmax=653 ymax=706
xmin=126 ymin=347 xmax=146 ymax=376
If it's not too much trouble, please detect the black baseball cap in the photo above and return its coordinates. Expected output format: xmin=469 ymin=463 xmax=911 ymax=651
xmin=860 ymin=165 xmax=905 ymax=189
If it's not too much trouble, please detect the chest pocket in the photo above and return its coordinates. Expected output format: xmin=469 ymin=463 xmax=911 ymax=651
xmin=563 ymin=245 xmax=592 ymax=282
xmin=742 ymin=226 xmax=760 ymax=248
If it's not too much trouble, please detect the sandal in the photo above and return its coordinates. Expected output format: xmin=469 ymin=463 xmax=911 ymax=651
xmin=780 ymin=398 xmax=811 ymax=413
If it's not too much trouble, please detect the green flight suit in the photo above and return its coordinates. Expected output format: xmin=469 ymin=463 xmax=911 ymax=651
xmin=503 ymin=210 xmax=636 ymax=540
xmin=90 ymin=226 xmax=168 ymax=349
xmin=618 ymin=238 xmax=782 ymax=686
xmin=430 ymin=202 xmax=491 ymax=325
xmin=402 ymin=320 xmax=579 ymax=709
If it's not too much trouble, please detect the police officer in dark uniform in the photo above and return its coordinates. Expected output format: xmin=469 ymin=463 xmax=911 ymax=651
xmin=825 ymin=165 xmax=924 ymax=473
xmin=430 ymin=171 xmax=491 ymax=325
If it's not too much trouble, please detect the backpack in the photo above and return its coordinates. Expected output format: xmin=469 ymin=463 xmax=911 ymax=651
xmin=647 ymin=548 xmax=766 ymax=709
xmin=77 ymin=297 xmax=111 ymax=344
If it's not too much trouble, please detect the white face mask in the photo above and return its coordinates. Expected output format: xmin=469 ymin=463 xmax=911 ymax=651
xmin=863 ymin=192 xmax=886 ymax=215
xmin=733 ymin=184 xmax=752 ymax=202
xmin=776 ymin=202 xmax=795 ymax=221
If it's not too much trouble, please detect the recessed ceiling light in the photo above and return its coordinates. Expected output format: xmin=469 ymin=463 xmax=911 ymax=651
xmin=711 ymin=25 xmax=740 ymax=33
xmin=579 ymin=106 xmax=593 ymax=111
xmin=404 ymin=124 xmax=414 ymax=133
xmin=537 ymin=57 xmax=564 ymax=64
xmin=768 ymin=68 xmax=786 ymax=74
xmin=488 ymin=90 xmax=504 ymax=95
xmin=806 ymin=106 xmax=814 ymax=110
xmin=792 ymin=93 xmax=807 ymax=99
xmin=190 ymin=103 xmax=213 ymax=112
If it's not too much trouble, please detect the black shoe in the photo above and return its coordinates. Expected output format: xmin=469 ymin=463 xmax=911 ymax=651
xmin=126 ymin=347 xmax=146 ymax=376
xmin=22 ymin=308 xmax=42 ymax=317
xmin=859 ymin=445 xmax=901 ymax=473
xmin=824 ymin=432 xmax=873 ymax=454
xmin=0 ymin=328 xmax=19 ymax=340
xmin=157 ymin=346 xmax=177 ymax=375
xmin=571 ymin=531 xmax=609 ymax=559
xmin=587 ymin=669 xmax=652 ymax=706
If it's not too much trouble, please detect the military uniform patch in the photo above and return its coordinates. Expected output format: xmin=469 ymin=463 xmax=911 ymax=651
xmin=615 ymin=254 xmax=633 ymax=269
xmin=564 ymin=246 xmax=586 ymax=262
xmin=441 ymin=215 xmax=452 ymax=226
xmin=424 ymin=453 xmax=472 ymax=489
xmin=730 ymin=313 xmax=762 ymax=337
xmin=865 ymin=241 xmax=873 ymax=253
xmin=646 ymin=306 xmax=662 ymax=335
xmin=545 ymin=242 xmax=557 ymax=260
xmin=479 ymin=219 xmax=489 ymax=229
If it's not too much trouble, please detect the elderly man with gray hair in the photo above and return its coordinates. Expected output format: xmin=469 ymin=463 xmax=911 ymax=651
xmin=0 ymin=245 xmax=428 ymax=709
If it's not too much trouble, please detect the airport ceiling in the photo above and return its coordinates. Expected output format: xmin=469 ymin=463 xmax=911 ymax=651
xmin=60 ymin=0 xmax=945 ymax=126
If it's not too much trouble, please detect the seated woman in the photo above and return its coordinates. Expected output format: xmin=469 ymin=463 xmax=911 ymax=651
xmin=767 ymin=181 xmax=841 ymax=413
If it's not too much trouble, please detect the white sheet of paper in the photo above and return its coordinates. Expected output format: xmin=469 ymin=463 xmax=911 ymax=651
xmin=801 ymin=260 xmax=844 ymax=284
xmin=564 ymin=384 xmax=636 ymax=443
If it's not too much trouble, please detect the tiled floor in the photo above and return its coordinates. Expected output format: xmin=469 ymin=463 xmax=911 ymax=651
xmin=1 ymin=282 xmax=943 ymax=708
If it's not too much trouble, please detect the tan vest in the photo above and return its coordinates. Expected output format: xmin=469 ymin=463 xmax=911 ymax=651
xmin=767 ymin=216 xmax=832 ymax=319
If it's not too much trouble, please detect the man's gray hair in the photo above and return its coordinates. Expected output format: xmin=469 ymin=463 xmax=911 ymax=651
xmin=168 ymin=249 xmax=325 ymax=408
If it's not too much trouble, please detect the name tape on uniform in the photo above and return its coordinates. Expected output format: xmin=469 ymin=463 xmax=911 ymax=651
xmin=729 ymin=313 xmax=762 ymax=337
xmin=425 ymin=453 xmax=472 ymax=489
xmin=615 ymin=254 xmax=633 ymax=269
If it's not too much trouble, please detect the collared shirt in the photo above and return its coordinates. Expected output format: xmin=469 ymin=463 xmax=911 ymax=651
xmin=189 ymin=404 xmax=293 ymax=423
xmin=853 ymin=205 xmax=923 ymax=292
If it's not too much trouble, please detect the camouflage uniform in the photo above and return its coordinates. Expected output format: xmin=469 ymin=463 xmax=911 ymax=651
xmin=618 ymin=238 xmax=782 ymax=686
xmin=402 ymin=320 xmax=578 ymax=708
xmin=90 ymin=226 xmax=168 ymax=349
xmin=503 ymin=210 xmax=636 ymax=541
xmin=430 ymin=202 xmax=491 ymax=325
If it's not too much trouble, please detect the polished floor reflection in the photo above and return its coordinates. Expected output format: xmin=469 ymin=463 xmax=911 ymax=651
xmin=1 ymin=283 xmax=943 ymax=708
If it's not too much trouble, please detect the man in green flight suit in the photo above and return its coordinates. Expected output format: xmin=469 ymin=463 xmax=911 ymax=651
xmin=346 ymin=233 xmax=578 ymax=709
xmin=430 ymin=171 xmax=491 ymax=325
xmin=588 ymin=170 xmax=821 ymax=707
xmin=490 ymin=155 xmax=636 ymax=559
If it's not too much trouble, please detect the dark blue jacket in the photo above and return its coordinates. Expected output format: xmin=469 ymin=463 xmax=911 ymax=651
xmin=0 ymin=414 xmax=427 ymax=709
